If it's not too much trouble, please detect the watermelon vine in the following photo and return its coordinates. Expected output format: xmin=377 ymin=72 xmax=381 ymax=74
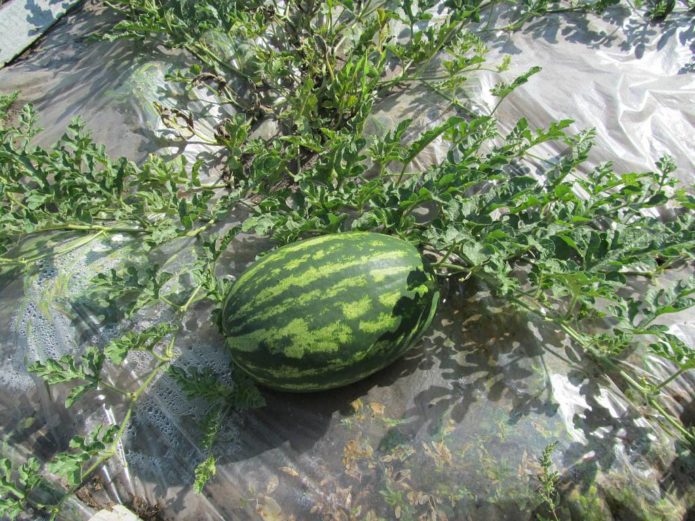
xmin=0 ymin=0 xmax=693 ymax=518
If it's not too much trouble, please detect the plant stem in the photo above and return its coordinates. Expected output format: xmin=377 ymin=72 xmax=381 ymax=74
xmin=649 ymin=399 xmax=695 ymax=443
xmin=181 ymin=284 xmax=204 ymax=313
xmin=620 ymin=368 xmax=694 ymax=442
xmin=48 ymin=359 xmax=168 ymax=520
xmin=159 ymin=295 xmax=180 ymax=310
xmin=44 ymin=278 xmax=210 ymax=519
xmin=435 ymin=261 xmax=470 ymax=274
xmin=98 ymin=381 xmax=129 ymax=397
xmin=433 ymin=242 xmax=458 ymax=268
xmin=1 ymin=231 xmax=106 ymax=267
xmin=654 ymin=368 xmax=686 ymax=392
xmin=27 ymin=224 xmax=144 ymax=235
xmin=512 ymin=298 xmax=692 ymax=444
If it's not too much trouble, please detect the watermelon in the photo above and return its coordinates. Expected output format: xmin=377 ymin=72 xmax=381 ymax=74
xmin=221 ymin=232 xmax=439 ymax=392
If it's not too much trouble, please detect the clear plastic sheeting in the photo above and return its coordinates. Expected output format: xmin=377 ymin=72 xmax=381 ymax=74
xmin=1 ymin=2 xmax=694 ymax=520
xmin=0 ymin=3 xmax=227 ymax=163
xmin=0 ymin=0 xmax=82 ymax=67
xmin=482 ymin=8 xmax=695 ymax=179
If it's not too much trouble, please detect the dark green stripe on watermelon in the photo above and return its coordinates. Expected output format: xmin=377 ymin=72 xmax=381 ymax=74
xmin=221 ymin=232 xmax=439 ymax=392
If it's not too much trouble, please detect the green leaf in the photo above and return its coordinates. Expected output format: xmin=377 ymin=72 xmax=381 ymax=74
xmin=402 ymin=117 xmax=463 ymax=171
xmin=200 ymin=408 xmax=225 ymax=451
xmin=168 ymin=366 xmax=225 ymax=401
xmin=0 ymin=500 xmax=24 ymax=520
xmin=65 ymin=383 xmax=97 ymax=408
xmin=28 ymin=346 xmax=104 ymax=396
xmin=18 ymin=458 xmax=41 ymax=491
xmin=0 ymin=457 xmax=40 ymax=518
xmin=637 ymin=278 xmax=695 ymax=327
xmin=0 ymin=91 xmax=19 ymax=120
xmin=649 ymin=333 xmax=695 ymax=370
xmin=193 ymin=455 xmax=216 ymax=494
xmin=47 ymin=425 xmax=118 ymax=487
xmin=104 ymin=323 xmax=177 ymax=364
xmin=490 ymin=66 xmax=542 ymax=100
xmin=241 ymin=213 xmax=278 ymax=236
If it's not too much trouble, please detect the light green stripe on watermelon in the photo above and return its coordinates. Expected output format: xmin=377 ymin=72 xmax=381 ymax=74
xmin=237 ymin=348 xmax=380 ymax=379
xmin=231 ymin=317 xmax=353 ymax=358
xmin=236 ymin=336 xmax=406 ymax=382
xmin=267 ymin=233 xmax=347 ymax=256
xmin=358 ymin=312 xmax=400 ymax=333
xmin=283 ymin=253 xmax=312 ymax=271
xmin=341 ymin=295 xmax=372 ymax=320
xmin=245 ymin=242 xmax=347 ymax=291
xmin=378 ymin=290 xmax=403 ymax=308
xmin=248 ymin=233 xmax=365 ymax=273
xmin=234 ymin=249 xmax=412 ymax=316
xmin=226 ymin=274 xmax=370 ymax=334
xmin=231 ymin=233 xmax=398 ymax=296
xmin=312 ymin=274 xmax=369 ymax=300
xmin=230 ymin=248 xmax=288 ymax=290
xmin=283 ymin=321 xmax=353 ymax=358
xmin=229 ymin=235 xmax=350 ymax=293
xmin=369 ymin=265 xmax=413 ymax=283
xmin=239 ymin=361 xmax=339 ymax=379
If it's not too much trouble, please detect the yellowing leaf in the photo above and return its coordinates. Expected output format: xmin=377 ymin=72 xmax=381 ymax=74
xmin=256 ymin=495 xmax=285 ymax=521
xmin=442 ymin=418 xmax=456 ymax=436
xmin=423 ymin=441 xmax=452 ymax=467
xmin=342 ymin=438 xmax=374 ymax=478
xmin=266 ymin=475 xmax=279 ymax=494
xmin=369 ymin=402 xmax=385 ymax=415
xmin=279 ymin=466 xmax=299 ymax=478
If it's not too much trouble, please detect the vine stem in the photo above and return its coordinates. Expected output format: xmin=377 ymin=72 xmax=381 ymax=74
xmin=0 ymin=231 xmax=106 ymax=267
xmin=619 ymin=370 xmax=695 ymax=443
xmin=48 ymin=360 xmax=169 ymax=521
xmin=98 ymin=381 xmax=130 ymax=397
xmin=185 ymin=219 xmax=217 ymax=238
xmin=432 ymin=242 xmax=458 ymax=268
xmin=434 ymin=261 xmax=470 ymax=274
xmin=46 ymin=279 xmax=208 ymax=520
xmin=1 ymin=223 xmax=149 ymax=267
xmin=511 ymin=295 xmax=693 ymax=444
xmin=653 ymin=368 xmax=686 ymax=392
xmin=26 ymin=224 xmax=144 ymax=235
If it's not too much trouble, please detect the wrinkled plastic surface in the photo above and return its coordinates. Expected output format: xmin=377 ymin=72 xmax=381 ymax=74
xmin=0 ymin=0 xmax=82 ymax=67
xmin=1 ymin=3 xmax=694 ymax=520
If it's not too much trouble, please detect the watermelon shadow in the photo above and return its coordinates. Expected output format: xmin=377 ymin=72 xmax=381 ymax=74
xmin=191 ymin=268 xmax=439 ymax=460
xmin=363 ymin=277 xmax=664 ymax=517
xmin=45 ymin=242 xmax=667 ymax=518
xmin=117 ymin=271 xmax=437 ymax=512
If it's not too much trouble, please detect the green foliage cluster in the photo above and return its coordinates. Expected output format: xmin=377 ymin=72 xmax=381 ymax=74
xmin=0 ymin=458 xmax=40 ymax=520
xmin=535 ymin=441 xmax=561 ymax=521
xmin=0 ymin=0 xmax=693 ymax=518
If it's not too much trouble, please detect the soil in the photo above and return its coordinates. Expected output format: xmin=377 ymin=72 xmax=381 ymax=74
xmin=128 ymin=496 xmax=166 ymax=521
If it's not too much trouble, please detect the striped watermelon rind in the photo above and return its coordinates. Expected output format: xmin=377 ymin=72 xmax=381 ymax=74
xmin=221 ymin=232 xmax=439 ymax=392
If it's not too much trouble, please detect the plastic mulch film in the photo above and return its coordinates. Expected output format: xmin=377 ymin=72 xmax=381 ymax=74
xmin=0 ymin=0 xmax=82 ymax=67
xmin=0 ymin=2 xmax=694 ymax=520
